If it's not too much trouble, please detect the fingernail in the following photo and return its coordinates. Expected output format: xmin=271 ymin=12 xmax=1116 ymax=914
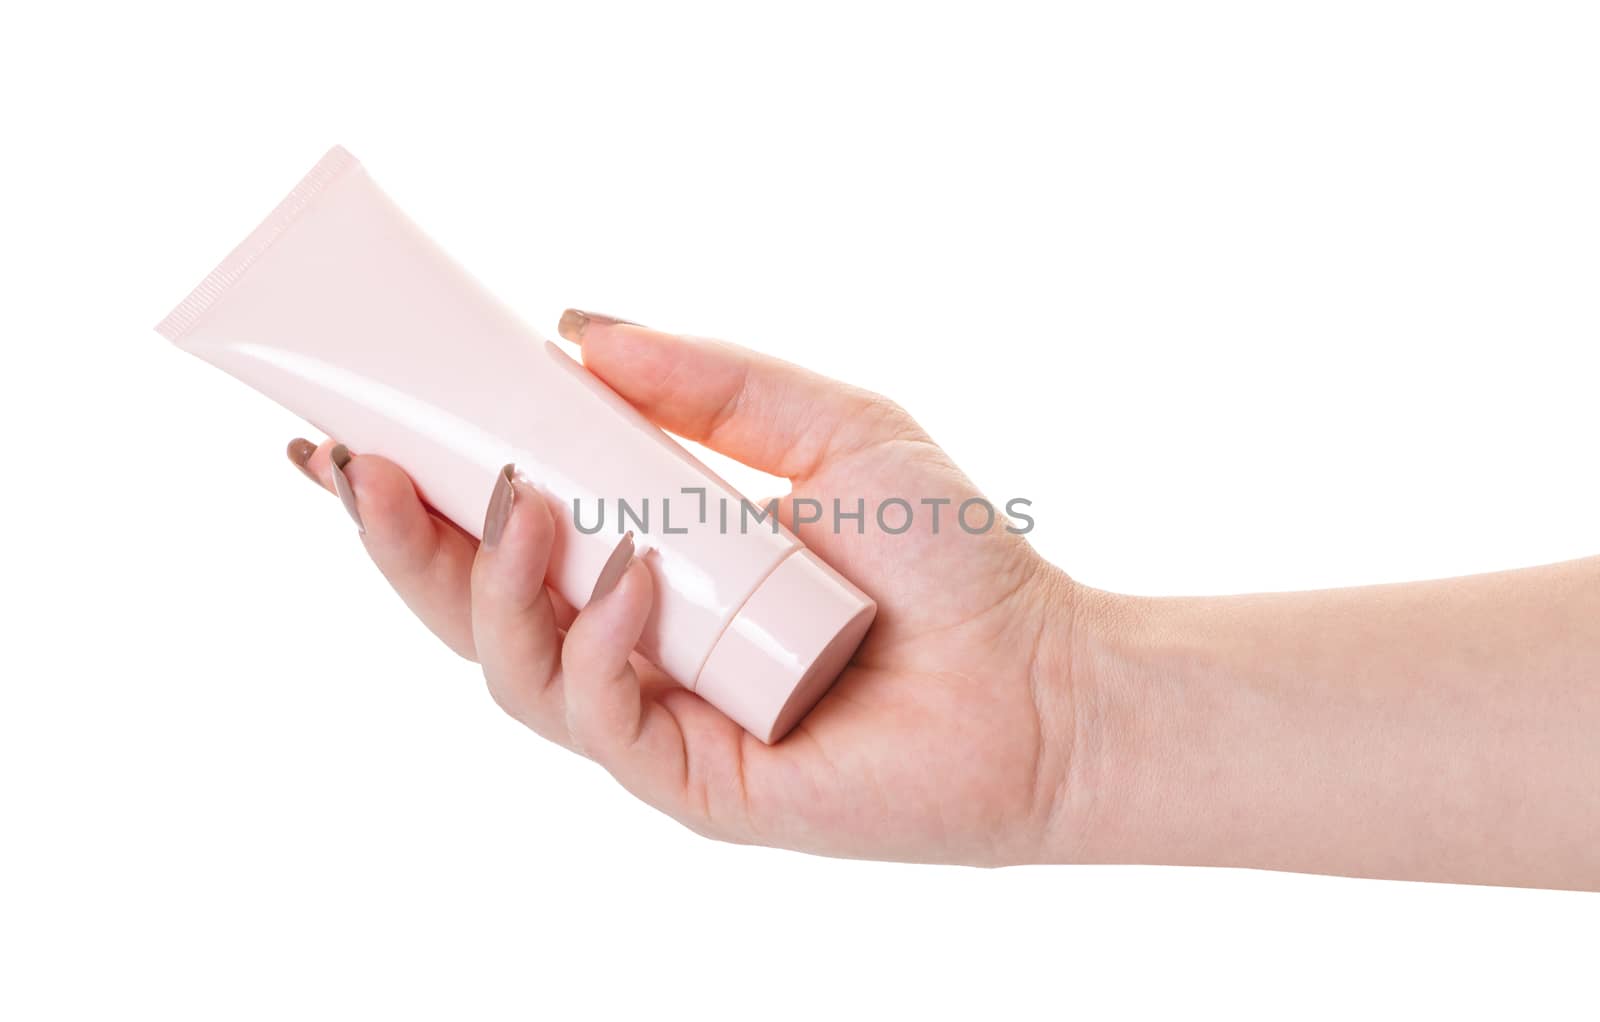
xmin=286 ymin=437 xmax=318 ymax=483
xmin=329 ymin=443 xmax=364 ymax=533
xmin=558 ymin=309 xmax=637 ymax=343
xmin=588 ymin=531 xmax=635 ymax=603
xmin=481 ymin=463 xmax=517 ymax=549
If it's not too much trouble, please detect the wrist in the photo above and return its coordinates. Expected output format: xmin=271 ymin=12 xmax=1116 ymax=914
xmin=1026 ymin=578 xmax=1169 ymax=866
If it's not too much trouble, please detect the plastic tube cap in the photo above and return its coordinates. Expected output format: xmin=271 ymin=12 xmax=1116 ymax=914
xmin=693 ymin=548 xmax=877 ymax=744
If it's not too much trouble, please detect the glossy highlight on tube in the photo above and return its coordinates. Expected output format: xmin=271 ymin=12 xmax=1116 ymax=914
xmin=155 ymin=146 xmax=875 ymax=742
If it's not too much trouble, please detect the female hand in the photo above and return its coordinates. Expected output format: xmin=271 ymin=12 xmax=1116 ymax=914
xmin=284 ymin=313 xmax=1600 ymax=889
xmin=289 ymin=313 xmax=1084 ymax=866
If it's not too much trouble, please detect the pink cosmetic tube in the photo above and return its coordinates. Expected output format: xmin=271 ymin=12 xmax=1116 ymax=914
xmin=156 ymin=146 xmax=875 ymax=743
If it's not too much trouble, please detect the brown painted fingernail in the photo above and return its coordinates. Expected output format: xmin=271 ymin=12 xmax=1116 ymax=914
xmin=481 ymin=464 xmax=517 ymax=549
xmin=286 ymin=438 xmax=318 ymax=483
xmin=588 ymin=531 xmax=635 ymax=603
xmin=557 ymin=309 xmax=637 ymax=343
xmin=328 ymin=443 xmax=364 ymax=533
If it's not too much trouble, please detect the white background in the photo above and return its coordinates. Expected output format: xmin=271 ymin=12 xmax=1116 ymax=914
xmin=1 ymin=1 xmax=1595 ymax=1018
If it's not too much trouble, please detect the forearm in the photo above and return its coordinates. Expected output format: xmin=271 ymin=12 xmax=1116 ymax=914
xmin=1053 ymin=557 xmax=1600 ymax=889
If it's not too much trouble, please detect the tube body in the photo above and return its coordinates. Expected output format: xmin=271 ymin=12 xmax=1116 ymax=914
xmin=157 ymin=146 xmax=875 ymax=742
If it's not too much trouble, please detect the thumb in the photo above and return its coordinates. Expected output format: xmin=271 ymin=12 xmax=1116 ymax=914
xmin=557 ymin=310 xmax=925 ymax=481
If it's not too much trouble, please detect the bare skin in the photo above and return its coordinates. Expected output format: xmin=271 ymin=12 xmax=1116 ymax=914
xmin=288 ymin=315 xmax=1600 ymax=890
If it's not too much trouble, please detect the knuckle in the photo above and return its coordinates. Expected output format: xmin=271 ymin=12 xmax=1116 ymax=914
xmin=831 ymin=390 xmax=927 ymax=457
xmin=484 ymin=671 xmax=524 ymax=721
xmin=562 ymin=703 xmax=602 ymax=758
xmin=868 ymin=394 xmax=921 ymax=436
